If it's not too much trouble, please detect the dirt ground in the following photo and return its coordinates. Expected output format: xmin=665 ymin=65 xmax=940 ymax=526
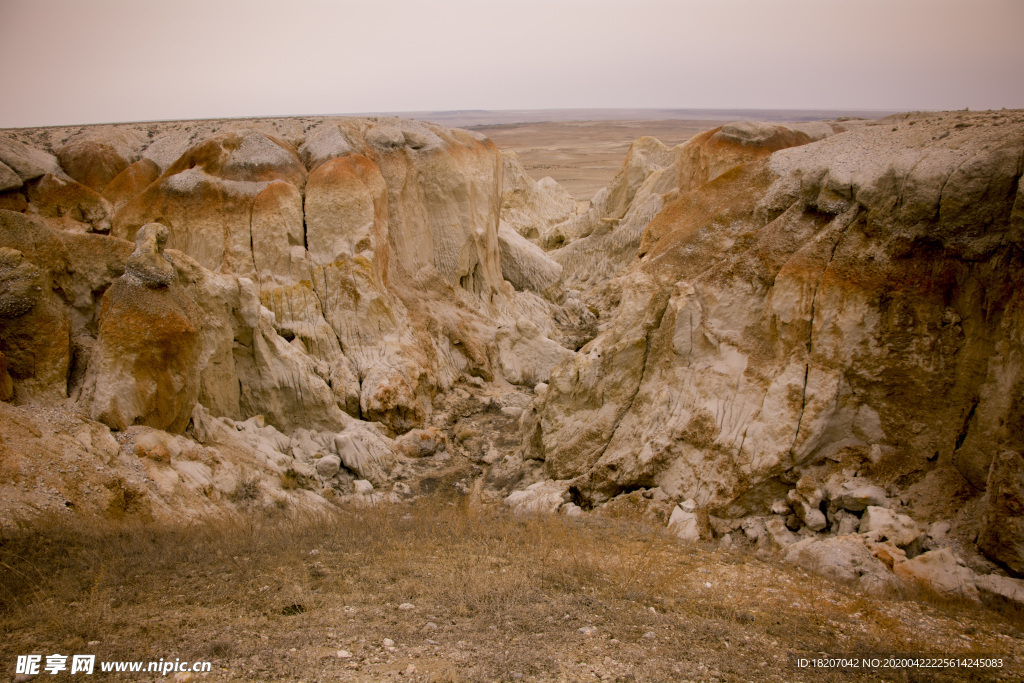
xmin=2 ymin=500 xmax=1022 ymax=683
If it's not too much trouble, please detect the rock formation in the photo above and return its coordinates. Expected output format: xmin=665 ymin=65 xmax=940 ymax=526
xmin=3 ymin=109 xmax=1024 ymax=610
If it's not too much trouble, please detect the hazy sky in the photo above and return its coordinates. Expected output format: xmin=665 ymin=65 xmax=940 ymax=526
xmin=1 ymin=0 xmax=1022 ymax=127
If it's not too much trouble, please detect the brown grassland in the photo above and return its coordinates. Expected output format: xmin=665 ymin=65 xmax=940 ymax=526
xmin=2 ymin=496 xmax=1022 ymax=682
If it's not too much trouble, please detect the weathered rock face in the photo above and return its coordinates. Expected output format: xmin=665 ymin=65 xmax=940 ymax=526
xmin=84 ymin=223 xmax=202 ymax=433
xmin=524 ymin=111 xmax=1024 ymax=539
xmin=978 ymin=451 xmax=1024 ymax=576
xmin=0 ymin=113 xmax=581 ymax=523
xmin=547 ymin=122 xmax=840 ymax=294
xmin=500 ymin=151 xmax=577 ymax=241
xmin=3 ymin=106 xmax=1023 ymax=596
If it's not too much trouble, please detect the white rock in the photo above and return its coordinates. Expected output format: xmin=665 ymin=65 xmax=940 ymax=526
xmin=354 ymin=479 xmax=374 ymax=495
xmin=859 ymin=506 xmax=923 ymax=548
xmin=832 ymin=481 xmax=888 ymax=511
xmin=893 ymin=548 xmax=978 ymax=599
xmin=315 ymin=455 xmax=341 ymax=478
xmin=398 ymin=602 xmax=415 ymax=611
xmin=668 ymin=506 xmax=700 ymax=543
xmin=785 ymin=535 xmax=900 ymax=594
xmin=504 ymin=480 xmax=568 ymax=514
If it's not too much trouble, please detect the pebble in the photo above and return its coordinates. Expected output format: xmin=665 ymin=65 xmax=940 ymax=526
xmin=643 ymin=631 xmax=657 ymax=640
xmin=398 ymin=602 xmax=415 ymax=611
xmin=337 ymin=650 xmax=352 ymax=658
xmin=404 ymin=664 xmax=417 ymax=675
xmin=424 ymin=621 xmax=438 ymax=630
xmin=578 ymin=626 xmax=598 ymax=636
xmin=383 ymin=638 xmax=395 ymax=648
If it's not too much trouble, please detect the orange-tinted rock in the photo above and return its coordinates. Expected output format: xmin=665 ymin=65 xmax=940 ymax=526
xmin=304 ymin=153 xmax=389 ymax=276
xmin=86 ymin=276 xmax=201 ymax=433
xmin=0 ymin=190 xmax=27 ymax=212
xmin=103 ymin=158 xmax=160 ymax=212
xmin=26 ymin=173 xmax=113 ymax=233
xmin=112 ymin=132 xmax=307 ymax=275
xmin=57 ymin=140 xmax=131 ymax=192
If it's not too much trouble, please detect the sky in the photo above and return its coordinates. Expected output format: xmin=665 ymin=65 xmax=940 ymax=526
xmin=1 ymin=0 xmax=1022 ymax=128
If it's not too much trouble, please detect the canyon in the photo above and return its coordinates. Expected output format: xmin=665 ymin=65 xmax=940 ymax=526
xmin=2 ymin=109 xmax=1024 ymax=613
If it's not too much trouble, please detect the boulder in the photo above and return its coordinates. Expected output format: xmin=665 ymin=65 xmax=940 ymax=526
xmin=785 ymin=535 xmax=900 ymax=594
xmin=504 ymin=480 xmax=568 ymax=514
xmin=0 ymin=136 xmax=62 ymax=182
xmin=787 ymin=478 xmax=827 ymax=531
xmin=394 ymin=427 xmax=446 ymax=458
xmin=315 ymin=455 xmax=342 ymax=478
xmin=830 ymin=481 xmax=888 ymax=512
xmin=859 ymin=506 xmax=924 ymax=549
xmin=56 ymin=133 xmax=139 ymax=192
xmin=975 ymin=573 xmax=1024 ymax=611
xmin=893 ymin=548 xmax=978 ymax=599
xmin=497 ymin=221 xmax=565 ymax=303
xmin=333 ymin=432 xmax=389 ymax=485
xmin=125 ymin=223 xmax=176 ymax=287
xmin=668 ymin=505 xmax=700 ymax=542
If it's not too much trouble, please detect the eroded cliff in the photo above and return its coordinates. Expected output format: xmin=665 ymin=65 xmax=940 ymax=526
xmin=3 ymin=110 xmax=1024 ymax=605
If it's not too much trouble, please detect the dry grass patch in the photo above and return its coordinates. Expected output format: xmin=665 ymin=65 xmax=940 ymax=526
xmin=2 ymin=498 xmax=1023 ymax=681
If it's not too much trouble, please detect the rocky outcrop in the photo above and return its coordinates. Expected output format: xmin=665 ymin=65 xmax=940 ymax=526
xmin=84 ymin=223 xmax=202 ymax=433
xmin=500 ymin=151 xmax=577 ymax=240
xmin=546 ymin=122 xmax=840 ymax=294
xmin=978 ymin=451 xmax=1024 ymax=576
xmin=3 ymin=105 xmax=1023 ymax=604
xmin=497 ymin=222 xmax=565 ymax=303
xmin=523 ymin=112 xmax=1024 ymax=527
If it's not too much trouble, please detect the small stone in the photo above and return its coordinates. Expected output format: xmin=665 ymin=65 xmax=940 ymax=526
xmin=354 ymin=479 xmax=374 ymax=495
xmin=424 ymin=621 xmax=438 ymax=630
xmin=173 ymin=674 xmax=195 ymax=683
xmin=404 ymin=664 xmax=417 ymax=675
xmin=337 ymin=650 xmax=352 ymax=658
xmin=643 ymin=631 xmax=657 ymax=639
xmin=383 ymin=638 xmax=395 ymax=648
xmin=398 ymin=602 xmax=415 ymax=611
xmin=704 ymin=581 xmax=712 ymax=588
xmin=578 ymin=626 xmax=598 ymax=635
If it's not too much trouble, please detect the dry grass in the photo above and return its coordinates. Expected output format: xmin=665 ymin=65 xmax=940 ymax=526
xmin=2 ymin=499 xmax=1022 ymax=682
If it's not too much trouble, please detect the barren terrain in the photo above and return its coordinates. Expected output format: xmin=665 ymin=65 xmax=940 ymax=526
xmin=3 ymin=499 xmax=1021 ymax=683
xmin=2 ymin=108 xmax=1023 ymax=682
